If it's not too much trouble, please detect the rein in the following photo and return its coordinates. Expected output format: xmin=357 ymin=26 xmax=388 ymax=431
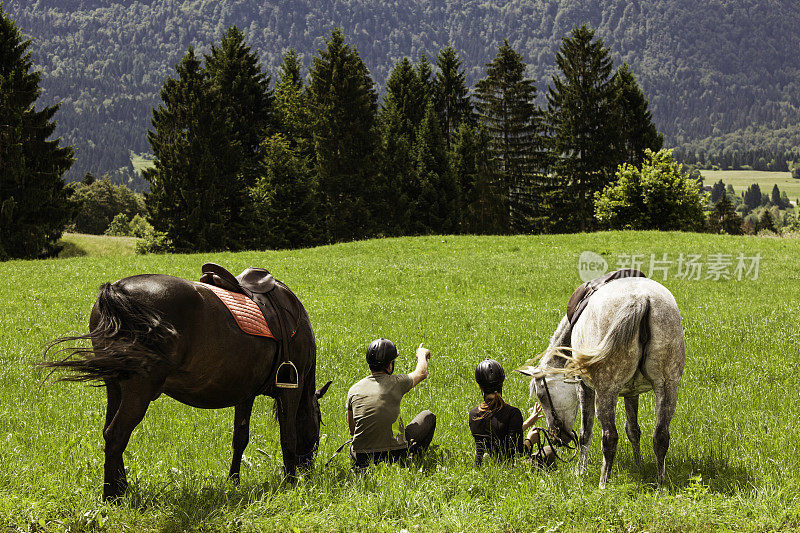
xmin=536 ymin=374 xmax=579 ymax=463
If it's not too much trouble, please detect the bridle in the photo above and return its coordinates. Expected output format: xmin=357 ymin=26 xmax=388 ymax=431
xmin=535 ymin=373 xmax=579 ymax=463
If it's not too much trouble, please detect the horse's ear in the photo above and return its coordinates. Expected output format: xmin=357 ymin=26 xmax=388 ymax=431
xmin=514 ymin=364 xmax=539 ymax=377
xmin=315 ymin=380 xmax=333 ymax=400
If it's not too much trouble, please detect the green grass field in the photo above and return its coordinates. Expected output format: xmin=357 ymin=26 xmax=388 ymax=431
xmin=701 ymin=170 xmax=800 ymax=200
xmin=130 ymin=152 xmax=155 ymax=175
xmin=57 ymin=233 xmax=139 ymax=258
xmin=2 ymin=232 xmax=799 ymax=531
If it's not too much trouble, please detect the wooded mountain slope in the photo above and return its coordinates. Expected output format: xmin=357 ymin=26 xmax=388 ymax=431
xmin=6 ymin=0 xmax=800 ymax=185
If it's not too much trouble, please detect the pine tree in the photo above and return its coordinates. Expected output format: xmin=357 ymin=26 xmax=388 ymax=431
xmin=411 ymin=102 xmax=459 ymax=234
xmin=708 ymin=193 xmax=742 ymax=234
xmin=250 ymin=134 xmax=320 ymax=249
xmin=771 ymin=184 xmax=781 ymax=207
xmin=379 ymin=57 xmax=428 ymax=234
xmin=274 ymin=49 xmax=312 ymax=155
xmin=384 ymin=57 xmax=427 ymax=142
xmin=144 ymin=48 xmax=234 ymax=251
xmin=546 ymin=25 xmax=619 ymax=232
xmin=379 ymin=98 xmax=416 ymax=235
xmin=416 ymin=54 xmax=434 ymax=106
xmin=475 ymin=40 xmax=544 ymax=233
xmin=433 ymin=46 xmax=472 ymax=151
xmin=0 ymin=6 xmax=73 ymax=259
xmin=710 ymin=179 xmax=726 ymax=204
xmin=613 ymin=63 xmax=663 ymax=166
xmin=452 ymin=124 xmax=504 ymax=234
xmin=204 ymin=26 xmax=273 ymax=248
xmin=309 ymin=29 xmax=380 ymax=242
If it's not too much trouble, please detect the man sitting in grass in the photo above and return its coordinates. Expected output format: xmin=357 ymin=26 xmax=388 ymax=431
xmin=346 ymin=339 xmax=436 ymax=467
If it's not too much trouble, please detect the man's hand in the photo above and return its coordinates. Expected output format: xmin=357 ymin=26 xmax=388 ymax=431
xmin=417 ymin=343 xmax=431 ymax=361
xmin=409 ymin=343 xmax=430 ymax=387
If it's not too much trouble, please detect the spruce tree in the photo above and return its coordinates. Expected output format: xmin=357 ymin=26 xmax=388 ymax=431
xmin=144 ymin=48 xmax=234 ymax=251
xmin=384 ymin=57 xmax=427 ymax=141
xmin=546 ymin=25 xmax=619 ymax=232
xmin=708 ymin=193 xmax=742 ymax=234
xmin=309 ymin=29 xmax=380 ymax=242
xmin=379 ymin=57 xmax=428 ymax=234
xmin=250 ymin=134 xmax=320 ymax=249
xmin=274 ymin=49 xmax=312 ymax=155
xmin=452 ymin=124 xmax=504 ymax=234
xmin=613 ymin=63 xmax=663 ymax=166
xmin=411 ymin=102 xmax=459 ymax=234
xmin=204 ymin=26 xmax=273 ymax=248
xmin=0 ymin=7 xmax=73 ymax=259
xmin=434 ymin=46 xmax=472 ymax=151
xmin=475 ymin=40 xmax=544 ymax=233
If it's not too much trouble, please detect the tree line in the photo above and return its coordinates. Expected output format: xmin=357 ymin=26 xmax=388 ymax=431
xmin=5 ymin=0 xmax=800 ymax=184
xmin=141 ymin=25 xmax=664 ymax=252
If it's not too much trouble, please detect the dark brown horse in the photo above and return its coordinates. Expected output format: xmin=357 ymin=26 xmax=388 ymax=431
xmin=45 ymin=273 xmax=330 ymax=501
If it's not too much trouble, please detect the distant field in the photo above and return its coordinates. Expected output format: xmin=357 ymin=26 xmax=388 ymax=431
xmin=2 ymin=232 xmax=800 ymax=531
xmin=57 ymin=232 xmax=138 ymax=258
xmin=701 ymin=170 xmax=800 ymax=200
xmin=130 ymin=152 xmax=155 ymax=174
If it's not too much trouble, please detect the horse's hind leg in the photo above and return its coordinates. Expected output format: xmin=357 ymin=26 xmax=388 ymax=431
xmin=228 ymin=397 xmax=255 ymax=482
xmin=104 ymin=380 xmax=121 ymax=432
xmin=653 ymin=384 xmax=678 ymax=486
xmin=595 ymin=391 xmax=619 ymax=489
xmin=103 ymin=374 xmax=162 ymax=501
xmin=624 ymin=395 xmax=642 ymax=464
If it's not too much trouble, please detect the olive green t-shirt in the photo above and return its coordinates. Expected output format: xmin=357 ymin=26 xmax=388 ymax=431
xmin=346 ymin=373 xmax=414 ymax=452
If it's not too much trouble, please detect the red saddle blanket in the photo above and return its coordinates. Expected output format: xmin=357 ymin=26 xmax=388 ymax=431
xmin=202 ymin=283 xmax=275 ymax=339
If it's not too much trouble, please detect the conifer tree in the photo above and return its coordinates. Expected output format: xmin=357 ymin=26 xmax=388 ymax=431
xmin=452 ymin=125 xmax=505 ymax=234
xmin=379 ymin=57 xmax=429 ymax=234
xmin=250 ymin=134 xmax=320 ymax=249
xmin=274 ymin=49 xmax=312 ymax=155
xmin=384 ymin=57 xmax=427 ymax=141
xmin=144 ymin=49 xmax=234 ymax=251
xmin=416 ymin=54 xmax=434 ymax=106
xmin=433 ymin=46 xmax=472 ymax=151
xmin=613 ymin=63 xmax=663 ymax=166
xmin=546 ymin=25 xmax=619 ymax=232
xmin=411 ymin=102 xmax=459 ymax=234
xmin=0 ymin=7 xmax=73 ymax=259
xmin=204 ymin=26 xmax=273 ymax=248
xmin=475 ymin=40 xmax=544 ymax=233
xmin=708 ymin=193 xmax=742 ymax=234
xmin=309 ymin=29 xmax=380 ymax=242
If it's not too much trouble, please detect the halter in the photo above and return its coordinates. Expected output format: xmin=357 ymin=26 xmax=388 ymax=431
xmin=535 ymin=373 xmax=578 ymax=462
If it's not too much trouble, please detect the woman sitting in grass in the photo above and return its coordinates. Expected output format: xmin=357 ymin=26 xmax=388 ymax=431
xmin=469 ymin=359 xmax=553 ymax=467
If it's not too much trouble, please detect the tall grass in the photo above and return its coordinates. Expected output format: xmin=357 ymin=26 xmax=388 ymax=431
xmin=1 ymin=232 xmax=799 ymax=531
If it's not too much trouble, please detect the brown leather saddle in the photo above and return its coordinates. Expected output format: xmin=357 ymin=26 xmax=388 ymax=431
xmin=566 ymin=268 xmax=647 ymax=327
xmin=200 ymin=263 xmax=304 ymax=389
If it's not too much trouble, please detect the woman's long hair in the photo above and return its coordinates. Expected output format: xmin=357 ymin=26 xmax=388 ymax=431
xmin=476 ymin=390 xmax=505 ymax=420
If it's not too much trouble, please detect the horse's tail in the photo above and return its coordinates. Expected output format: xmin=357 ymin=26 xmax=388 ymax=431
xmin=42 ymin=282 xmax=178 ymax=383
xmin=557 ymin=297 xmax=650 ymax=377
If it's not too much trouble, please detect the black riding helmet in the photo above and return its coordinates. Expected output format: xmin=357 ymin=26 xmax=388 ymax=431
xmin=475 ymin=358 xmax=505 ymax=393
xmin=366 ymin=338 xmax=398 ymax=372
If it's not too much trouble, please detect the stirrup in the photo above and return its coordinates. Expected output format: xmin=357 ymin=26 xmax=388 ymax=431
xmin=275 ymin=361 xmax=299 ymax=389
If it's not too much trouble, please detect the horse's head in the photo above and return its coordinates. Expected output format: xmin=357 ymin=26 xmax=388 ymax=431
xmin=529 ymin=369 xmax=579 ymax=447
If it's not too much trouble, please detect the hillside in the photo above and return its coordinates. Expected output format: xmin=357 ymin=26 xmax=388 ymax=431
xmin=6 ymin=0 xmax=800 ymax=185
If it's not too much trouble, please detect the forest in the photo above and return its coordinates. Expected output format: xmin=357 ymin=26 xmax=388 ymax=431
xmin=5 ymin=0 xmax=800 ymax=187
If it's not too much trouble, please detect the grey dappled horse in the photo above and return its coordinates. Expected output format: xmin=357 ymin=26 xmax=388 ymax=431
xmin=519 ymin=277 xmax=685 ymax=487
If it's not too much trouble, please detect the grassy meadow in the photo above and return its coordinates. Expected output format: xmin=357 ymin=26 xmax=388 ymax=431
xmin=1 ymin=232 xmax=799 ymax=531
xmin=57 ymin=233 xmax=139 ymax=258
xmin=701 ymin=170 xmax=800 ymax=200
